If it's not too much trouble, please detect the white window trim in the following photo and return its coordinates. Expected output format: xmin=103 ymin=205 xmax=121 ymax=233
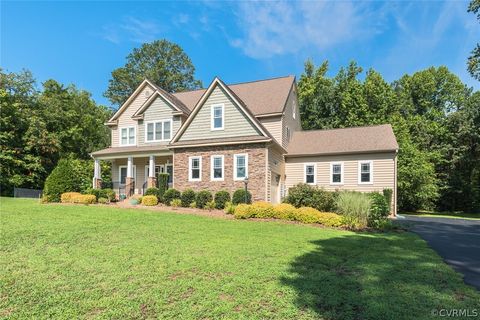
xmin=304 ymin=163 xmax=316 ymax=185
xmin=210 ymin=155 xmax=224 ymax=181
xmin=211 ymin=104 xmax=225 ymax=131
xmin=120 ymin=126 xmax=136 ymax=146
xmin=330 ymin=162 xmax=344 ymax=185
xmin=358 ymin=160 xmax=374 ymax=185
xmin=188 ymin=156 xmax=202 ymax=182
xmin=233 ymin=154 xmax=248 ymax=181
xmin=118 ymin=165 xmax=136 ymax=183
xmin=144 ymin=119 xmax=173 ymax=143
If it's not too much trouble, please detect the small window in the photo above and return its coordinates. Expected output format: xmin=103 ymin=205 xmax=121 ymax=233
xmin=234 ymin=154 xmax=248 ymax=180
xmin=120 ymin=127 xmax=135 ymax=146
xmin=331 ymin=162 xmax=343 ymax=184
xmin=189 ymin=157 xmax=201 ymax=181
xmin=292 ymin=100 xmax=296 ymax=119
xmin=358 ymin=161 xmax=373 ymax=184
xmin=211 ymin=104 xmax=224 ymax=130
xmin=145 ymin=120 xmax=172 ymax=142
xmin=305 ymin=164 xmax=316 ymax=184
xmin=211 ymin=155 xmax=224 ymax=181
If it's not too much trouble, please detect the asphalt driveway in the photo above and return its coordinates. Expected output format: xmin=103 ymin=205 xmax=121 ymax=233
xmin=396 ymin=215 xmax=480 ymax=290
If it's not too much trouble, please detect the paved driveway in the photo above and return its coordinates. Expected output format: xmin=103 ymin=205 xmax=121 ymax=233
xmin=397 ymin=216 xmax=480 ymax=290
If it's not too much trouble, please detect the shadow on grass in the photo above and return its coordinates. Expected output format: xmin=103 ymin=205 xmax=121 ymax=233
xmin=281 ymin=233 xmax=479 ymax=320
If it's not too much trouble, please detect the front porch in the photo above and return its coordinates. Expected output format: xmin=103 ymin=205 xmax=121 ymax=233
xmin=91 ymin=147 xmax=173 ymax=198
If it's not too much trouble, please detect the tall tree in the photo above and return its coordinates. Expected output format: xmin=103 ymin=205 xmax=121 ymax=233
xmin=104 ymin=40 xmax=202 ymax=106
xmin=0 ymin=69 xmax=111 ymax=195
xmin=468 ymin=0 xmax=480 ymax=80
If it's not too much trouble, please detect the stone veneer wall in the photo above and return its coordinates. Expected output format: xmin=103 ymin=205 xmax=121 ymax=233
xmin=173 ymin=143 xmax=267 ymax=201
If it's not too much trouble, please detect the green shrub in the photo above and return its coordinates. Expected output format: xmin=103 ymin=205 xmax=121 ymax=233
xmin=189 ymin=201 xmax=197 ymax=209
xmin=250 ymin=201 xmax=275 ymax=218
xmin=232 ymin=189 xmax=252 ymax=205
xmin=383 ymin=188 xmax=393 ymax=213
xmin=61 ymin=192 xmax=82 ymax=203
xmin=214 ymin=190 xmax=231 ymax=209
xmin=335 ymin=191 xmax=371 ymax=229
xmin=142 ymin=195 xmax=158 ymax=206
xmin=284 ymin=183 xmax=338 ymax=211
xmin=196 ymin=190 xmax=213 ymax=209
xmin=98 ymin=197 xmax=108 ymax=204
xmin=163 ymin=188 xmax=181 ymax=206
xmin=273 ymin=203 xmax=297 ymax=220
xmin=157 ymin=173 xmax=169 ymax=201
xmin=234 ymin=204 xmax=254 ymax=219
xmin=181 ymin=189 xmax=196 ymax=207
xmin=44 ymin=159 xmax=83 ymax=202
xmin=103 ymin=188 xmax=116 ymax=202
xmin=205 ymin=200 xmax=216 ymax=211
xmin=171 ymin=198 xmax=182 ymax=208
xmin=224 ymin=201 xmax=236 ymax=214
xmin=368 ymin=192 xmax=390 ymax=228
xmin=145 ymin=187 xmax=160 ymax=200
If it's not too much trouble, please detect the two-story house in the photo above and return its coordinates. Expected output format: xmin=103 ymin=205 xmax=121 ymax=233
xmin=91 ymin=75 xmax=399 ymax=213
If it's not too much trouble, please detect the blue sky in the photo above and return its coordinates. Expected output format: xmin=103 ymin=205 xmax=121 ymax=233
xmin=2 ymin=1 xmax=478 ymax=107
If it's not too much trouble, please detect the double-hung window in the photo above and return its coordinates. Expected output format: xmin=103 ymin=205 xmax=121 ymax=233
xmin=189 ymin=156 xmax=202 ymax=181
xmin=120 ymin=127 xmax=135 ymax=146
xmin=304 ymin=163 xmax=316 ymax=184
xmin=211 ymin=104 xmax=224 ymax=130
xmin=211 ymin=155 xmax=224 ymax=181
xmin=358 ymin=161 xmax=373 ymax=184
xmin=330 ymin=162 xmax=344 ymax=184
xmin=145 ymin=120 xmax=172 ymax=142
xmin=234 ymin=154 xmax=248 ymax=180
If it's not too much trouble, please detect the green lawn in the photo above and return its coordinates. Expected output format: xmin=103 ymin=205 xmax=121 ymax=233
xmin=1 ymin=198 xmax=479 ymax=319
xmin=402 ymin=210 xmax=480 ymax=220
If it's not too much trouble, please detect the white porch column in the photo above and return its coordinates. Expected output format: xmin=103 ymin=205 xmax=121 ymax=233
xmin=127 ymin=156 xmax=133 ymax=178
xmin=149 ymin=155 xmax=155 ymax=178
xmin=94 ymin=159 xmax=101 ymax=179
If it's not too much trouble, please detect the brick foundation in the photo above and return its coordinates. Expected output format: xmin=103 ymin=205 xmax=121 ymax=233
xmin=173 ymin=143 xmax=267 ymax=201
xmin=147 ymin=177 xmax=157 ymax=188
xmin=125 ymin=177 xmax=135 ymax=196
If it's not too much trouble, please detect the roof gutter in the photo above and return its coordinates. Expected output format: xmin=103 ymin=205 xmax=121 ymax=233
xmin=169 ymin=138 xmax=272 ymax=149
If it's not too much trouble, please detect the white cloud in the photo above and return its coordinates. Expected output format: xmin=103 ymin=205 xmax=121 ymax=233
xmin=101 ymin=16 xmax=162 ymax=44
xmin=230 ymin=1 xmax=389 ymax=59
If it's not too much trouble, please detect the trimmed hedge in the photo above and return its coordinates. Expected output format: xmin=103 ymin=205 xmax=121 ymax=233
xmin=84 ymin=188 xmax=116 ymax=202
xmin=44 ymin=159 xmax=83 ymax=202
xmin=232 ymin=189 xmax=252 ymax=205
xmin=196 ymin=190 xmax=213 ymax=209
xmin=61 ymin=192 xmax=96 ymax=205
xmin=163 ymin=188 xmax=181 ymax=205
xmin=233 ymin=202 xmax=343 ymax=227
xmin=181 ymin=189 xmax=196 ymax=207
xmin=142 ymin=195 xmax=158 ymax=206
xmin=214 ymin=190 xmax=231 ymax=209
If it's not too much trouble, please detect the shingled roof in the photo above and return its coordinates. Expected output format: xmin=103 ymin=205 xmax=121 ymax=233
xmin=172 ymin=75 xmax=295 ymax=116
xmin=286 ymin=124 xmax=399 ymax=157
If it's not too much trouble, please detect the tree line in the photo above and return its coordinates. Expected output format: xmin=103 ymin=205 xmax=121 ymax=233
xmin=1 ymin=31 xmax=479 ymax=212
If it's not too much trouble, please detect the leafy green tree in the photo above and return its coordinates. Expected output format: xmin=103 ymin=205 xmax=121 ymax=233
xmin=468 ymin=0 xmax=480 ymax=80
xmin=104 ymin=39 xmax=202 ymax=105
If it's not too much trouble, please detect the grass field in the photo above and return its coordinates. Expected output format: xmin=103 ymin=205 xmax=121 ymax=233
xmin=1 ymin=198 xmax=479 ymax=319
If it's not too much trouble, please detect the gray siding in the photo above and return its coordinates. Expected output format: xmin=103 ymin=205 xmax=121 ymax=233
xmin=281 ymin=87 xmax=301 ymax=147
xmin=137 ymin=96 xmax=182 ymax=146
xmin=260 ymin=116 xmax=282 ymax=144
xmin=179 ymin=85 xmax=262 ymax=141
xmin=111 ymin=84 xmax=154 ymax=147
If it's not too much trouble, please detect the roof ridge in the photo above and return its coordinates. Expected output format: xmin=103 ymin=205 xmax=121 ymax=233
xmin=172 ymin=75 xmax=294 ymax=95
xmin=297 ymin=124 xmax=391 ymax=134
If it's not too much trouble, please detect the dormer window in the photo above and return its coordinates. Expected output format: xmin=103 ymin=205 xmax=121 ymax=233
xmin=120 ymin=127 xmax=135 ymax=146
xmin=145 ymin=120 xmax=172 ymax=142
xmin=211 ymin=104 xmax=224 ymax=130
